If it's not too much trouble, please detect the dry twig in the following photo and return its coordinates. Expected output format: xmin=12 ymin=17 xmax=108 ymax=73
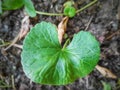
xmin=85 ymin=16 xmax=93 ymax=31
xmin=4 ymin=33 xmax=20 ymax=51
xmin=11 ymin=75 xmax=16 ymax=90
xmin=13 ymin=44 xmax=23 ymax=49
xmin=106 ymin=29 xmax=120 ymax=40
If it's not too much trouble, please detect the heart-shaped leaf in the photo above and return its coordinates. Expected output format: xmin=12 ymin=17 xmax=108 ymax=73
xmin=2 ymin=0 xmax=24 ymax=10
xmin=21 ymin=22 xmax=100 ymax=85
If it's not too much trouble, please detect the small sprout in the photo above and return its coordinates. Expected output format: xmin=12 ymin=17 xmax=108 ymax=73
xmin=63 ymin=6 xmax=76 ymax=18
xmin=63 ymin=1 xmax=76 ymax=18
xmin=63 ymin=1 xmax=75 ymax=7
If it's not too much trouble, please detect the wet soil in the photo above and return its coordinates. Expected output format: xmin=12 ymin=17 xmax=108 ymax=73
xmin=0 ymin=0 xmax=120 ymax=90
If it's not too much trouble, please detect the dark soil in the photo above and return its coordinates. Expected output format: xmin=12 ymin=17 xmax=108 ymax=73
xmin=0 ymin=0 xmax=120 ymax=90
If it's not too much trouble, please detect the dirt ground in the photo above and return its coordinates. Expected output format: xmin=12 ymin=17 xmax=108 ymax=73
xmin=0 ymin=0 xmax=120 ymax=90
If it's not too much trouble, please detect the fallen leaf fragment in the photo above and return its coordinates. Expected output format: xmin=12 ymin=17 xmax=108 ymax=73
xmin=19 ymin=15 xmax=30 ymax=40
xmin=96 ymin=65 xmax=117 ymax=79
xmin=58 ymin=16 xmax=69 ymax=43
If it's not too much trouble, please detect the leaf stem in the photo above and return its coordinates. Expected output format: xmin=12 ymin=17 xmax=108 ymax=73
xmin=36 ymin=0 xmax=97 ymax=17
xmin=62 ymin=39 xmax=70 ymax=49
xmin=36 ymin=11 xmax=63 ymax=16
xmin=76 ymin=0 xmax=98 ymax=13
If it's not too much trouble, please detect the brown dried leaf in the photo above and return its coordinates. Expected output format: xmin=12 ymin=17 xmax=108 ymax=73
xmin=19 ymin=15 xmax=30 ymax=40
xmin=58 ymin=16 xmax=69 ymax=43
xmin=96 ymin=65 xmax=117 ymax=79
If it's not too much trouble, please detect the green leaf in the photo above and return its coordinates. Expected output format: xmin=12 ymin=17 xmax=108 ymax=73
xmin=0 ymin=0 xmax=2 ymax=14
xmin=21 ymin=22 xmax=100 ymax=85
xmin=102 ymin=81 xmax=111 ymax=90
xmin=2 ymin=0 xmax=24 ymax=10
xmin=23 ymin=0 xmax=36 ymax=17
xmin=64 ymin=1 xmax=74 ymax=7
xmin=64 ymin=6 xmax=76 ymax=18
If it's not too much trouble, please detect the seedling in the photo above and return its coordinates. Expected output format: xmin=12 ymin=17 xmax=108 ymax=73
xmin=0 ymin=0 xmax=98 ymax=18
xmin=1 ymin=0 xmax=100 ymax=85
xmin=21 ymin=21 xmax=100 ymax=85
xmin=63 ymin=1 xmax=76 ymax=18
xmin=36 ymin=0 xmax=98 ymax=18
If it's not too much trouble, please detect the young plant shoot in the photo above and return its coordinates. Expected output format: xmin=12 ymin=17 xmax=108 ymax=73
xmin=63 ymin=1 xmax=76 ymax=18
xmin=21 ymin=22 xmax=100 ymax=85
xmin=1 ymin=0 xmax=98 ymax=18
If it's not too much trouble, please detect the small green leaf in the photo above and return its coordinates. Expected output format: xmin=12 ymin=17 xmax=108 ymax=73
xmin=21 ymin=22 xmax=100 ymax=85
xmin=0 ymin=0 xmax=2 ymax=14
xmin=2 ymin=0 xmax=24 ymax=10
xmin=64 ymin=1 xmax=74 ymax=7
xmin=102 ymin=81 xmax=111 ymax=90
xmin=64 ymin=6 xmax=76 ymax=18
xmin=24 ymin=0 xmax=36 ymax=17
